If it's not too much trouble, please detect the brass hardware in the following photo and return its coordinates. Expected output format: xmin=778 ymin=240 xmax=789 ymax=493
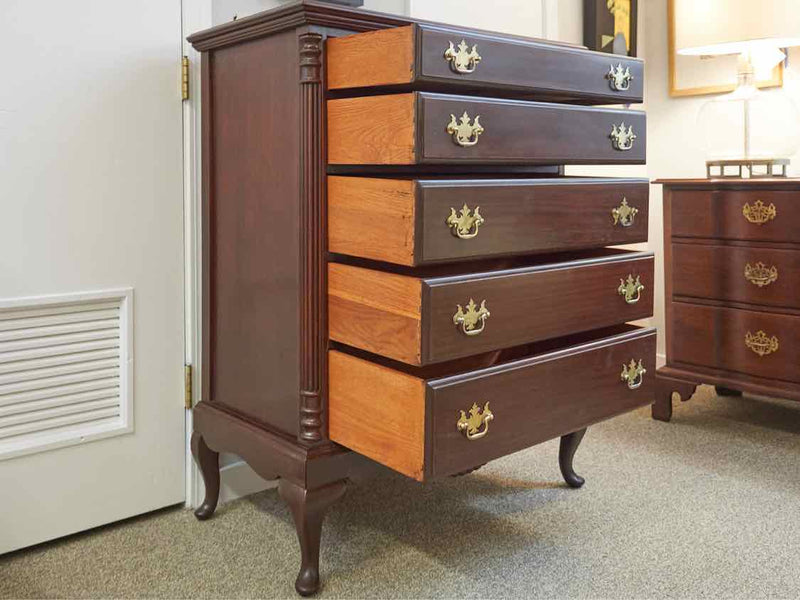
xmin=607 ymin=63 xmax=632 ymax=91
xmin=744 ymin=262 xmax=778 ymax=288
xmin=745 ymin=330 xmax=779 ymax=357
xmin=181 ymin=56 xmax=189 ymax=101
xmin=184 ymin=364 xmax=193 ymax=409
xmin=457 ymin=402 xmax=493 ymax=440
xmin=611 ymin=197 xmax=638 ymax=227
xmin=610 ymin=122 xmax=636 ymax=151
xmin=743 ymin=200 xmax=777 ymax=225
xmin=447 ymin=112 xmax=484 ymax=147
xmin=446 ymin=204 xmax=485 ymax=239
xmin=444 ymin=40 xmax=482 ymax=74
xmin=618 ymin=274 xmax=644 ymax=305
xmin=453 ymin=299 xmax=490 ymax=336
xmin=620 ymin=359 xmax=646 ymax=390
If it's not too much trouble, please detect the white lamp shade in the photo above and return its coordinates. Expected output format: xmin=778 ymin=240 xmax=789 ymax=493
xmin=675 ymin=0 xmax=800 ymax=55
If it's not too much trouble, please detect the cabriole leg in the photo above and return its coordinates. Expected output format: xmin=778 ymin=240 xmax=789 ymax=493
xmin=279 ymin=478 xmax=347 ymax=597
xmin=559 ymin=427 xmax=587 ymax=488
xmin=191 ymin=431 xmax=220 ymax=520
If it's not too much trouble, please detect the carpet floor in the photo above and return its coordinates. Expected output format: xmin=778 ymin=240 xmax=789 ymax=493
xmin=2 ymin=386 xmax=799 ymax=599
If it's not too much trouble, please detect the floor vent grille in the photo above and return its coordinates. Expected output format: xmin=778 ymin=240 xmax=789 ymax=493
xmin=0 ymin=289 xmax=133 ymax=460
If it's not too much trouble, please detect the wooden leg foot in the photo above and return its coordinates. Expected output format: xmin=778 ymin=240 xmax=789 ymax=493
xmin=191 ymin=431 xmax=220 ymax=520
xmin=559 ymin=427 xmax=587 ymax=488
xmin=715 ymin=386 xmax=743 ymax=397
xmin=653 ymin=374 xmax=698 ymax=422
xmin=279 ymin=478 xmax=347 ymax=597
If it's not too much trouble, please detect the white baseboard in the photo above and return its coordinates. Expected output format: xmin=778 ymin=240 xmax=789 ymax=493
xmin=219 ymin=460 xmax=275 ymax=504
xmin=657 ymin=352 xmax=666 ymax=368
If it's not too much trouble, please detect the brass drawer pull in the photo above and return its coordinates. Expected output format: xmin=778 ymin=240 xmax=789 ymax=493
xmin=607 ymin=63 xmax=633 ymax=91
xmin=612 ymin=198 xmax=638 ymax=227
xmin=610 ymin=122 xmax=636 ymax=151
xmin=744 ymin=262 xmax=778 ymax=287
xmin=618 ymin=274 xmax=644 ymax=304
xmin=444 ymin=39 xmax=481 ymax=74
xmin=447 ymin=112 xmax=484 ymax=147
xmin=457 ymin=402 xmax=493 ymax=440
xmin=453 ymin=299 xmax=490 ymax=336
xmin=446 ymin=204 xmax=484 ymax=239
xmin=620 ymin=359 xmax=646 ymax=390
xmin=743 ymin=200 xmax=777 ymax=225
xmin=745 ymin=330 xmax=779 ymax=357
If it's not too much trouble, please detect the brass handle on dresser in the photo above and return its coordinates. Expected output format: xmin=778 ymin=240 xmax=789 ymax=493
xmin=744 ymin=262 xmax=778 ymax=287
xmin=444 ymin=39 xmax=482 ymax=74
xmin=612 ymin=198 xmax=638 ymax=227
xmin=447 ymin=204 xmax=484 ymax=239
xmin=457 ymin=402 xmax=493 ymax=440
xmin=607 ymin=63 xmax=633 ymax=91
xmin=620 ymin=359 xmax=646 ymax=390
xmin=453 ymin=299 xmax=490 ymax=336
xmin=610 ymin=122 xmax=636 ymax=151
xmin=618 ymin=274 xmax=644 ymax=304
xmin=742 ymin=200 xmax=777 ymax=225
xmin=745 ymin=330 xmax=779 ymax=357
xmin=447 ymin=112 xmax=484 ymax=147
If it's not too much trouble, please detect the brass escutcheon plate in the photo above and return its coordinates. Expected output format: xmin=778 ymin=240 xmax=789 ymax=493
xmin=446 ymin=204 xmax=484 ymax=239
xmin=745 ymin=330 xmax=779 ymax=357
xmin=457 ymin=401 xmax=493 ymax=440
xmin=444 ymin=39 xmax=481 ymax=74
xmin=742 ymin=200 xmax=777 ymax=225
xmin=744 ymin=262 xmax=778 ymax=287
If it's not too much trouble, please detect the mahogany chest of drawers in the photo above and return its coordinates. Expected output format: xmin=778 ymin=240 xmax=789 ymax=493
xmin=655 ymin=179 xmax=800 ymax=421
xmin=187 ymin=2 xmax=653 ymax=595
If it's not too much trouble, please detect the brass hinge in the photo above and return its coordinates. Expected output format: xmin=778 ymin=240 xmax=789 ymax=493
xmin=181 ymin=56 xmax=189 ymax=101
xmin=184 ymin=364 xmax=193 ymax=409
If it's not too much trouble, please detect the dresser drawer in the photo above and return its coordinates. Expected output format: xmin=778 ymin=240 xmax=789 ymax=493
xmin=672 ymin=243 xmax=800 ymax=310
xmin=329 ymin=176 xmax=649 ymax=266
xmin=327 ymin=92 xmax=646 ymax=166
xmin=326 ymin=24 xmax=644 ymax=105
xmin=329 ymin=326 xmax=656 ymax=480
xmin=671 ymin=189 xmax=800 ymax=243
xmin=329 ymin=250 xmax=654 ymax=365
xmin=671 ymin=303 xmax=800 ymax=384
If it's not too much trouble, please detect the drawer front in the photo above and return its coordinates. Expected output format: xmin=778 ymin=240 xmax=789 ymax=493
xmin=417 ymin=26 xmax=644 ymax=104
xmin=671 ymin=189 xmax=800 ymax=243
xmin=329 ymin=252 xmax=654 ymax=366
xmin=671 ymin=303 xmax=800 ymax=384
xmin=326 ymin=24 xmax=644 ymax=105
xmin=429 ymin=328 xmax=656 ymax=477
xmin=327 ymin=93 xmax=646 ymax=165
xmin=425 ymin=252 xmax=654 ymax=364
xmin=420 ymin=179 xmax=649 ymax=263
xmin=421 ymin=93 xmax=646 ymax=164
xmin=672 ymin=243 xmax=800 ymax=309
xmin=328 ymin=177 xmax=649 ymax=266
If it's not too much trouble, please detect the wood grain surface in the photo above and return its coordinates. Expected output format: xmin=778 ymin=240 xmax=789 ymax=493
xmin=326 ymin=25 xmax=415 ymax=89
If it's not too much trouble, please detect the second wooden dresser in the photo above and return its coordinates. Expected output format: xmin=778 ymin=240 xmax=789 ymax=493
xmin=188 ymin=3 xmax=653 ymax=595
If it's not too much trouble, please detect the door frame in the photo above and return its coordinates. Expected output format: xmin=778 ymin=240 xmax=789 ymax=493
xmin=181 ymin=0 xmax=272 ymax=509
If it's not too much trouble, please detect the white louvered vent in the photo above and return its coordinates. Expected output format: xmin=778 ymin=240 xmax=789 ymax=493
xmin=0 ymin=289 xmax=133 ymax=460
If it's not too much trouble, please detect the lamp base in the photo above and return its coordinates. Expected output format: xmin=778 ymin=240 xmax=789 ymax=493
xmin=706 ymin=158 xmax=789 ymax=178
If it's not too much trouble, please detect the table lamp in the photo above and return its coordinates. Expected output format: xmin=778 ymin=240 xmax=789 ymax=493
xmin=675 ymin=0 xmax=800 ymax=177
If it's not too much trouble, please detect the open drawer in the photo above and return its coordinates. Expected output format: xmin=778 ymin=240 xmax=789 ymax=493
xmin=329 ymin=325 xmax=656 ymax=481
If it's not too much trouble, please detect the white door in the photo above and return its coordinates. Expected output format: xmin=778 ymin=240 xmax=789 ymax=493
xmin=0 ymin=0 xmax=185 ymax=553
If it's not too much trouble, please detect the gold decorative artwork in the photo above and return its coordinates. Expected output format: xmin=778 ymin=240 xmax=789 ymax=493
xmin=452 ymin=299 xmax=490 ymax=337
xmin=444 ymin=40 xmax=481 ymax=74
xmin=744 ymin=262 xmax=778 ymax=288
xmin=742 ymin=200 xmax=777 ymax=225
xmin=457 ymin=402 xmax=493 ymax=441
xmin=446 ymin=204 xmax=484 ymax=240
xmin=447 ymin=112 xmax=484 ymax=147
xmin=745 ymin=330 xmax=779 ymax=357
xmin=611 ymin=197 xmax=638 ymax=227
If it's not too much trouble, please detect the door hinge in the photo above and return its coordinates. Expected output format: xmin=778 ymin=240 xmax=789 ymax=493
xmin=184 ymin=364 xmax=193 ymax=409
xmin=181 ymin=56 xmax=190 ymax=101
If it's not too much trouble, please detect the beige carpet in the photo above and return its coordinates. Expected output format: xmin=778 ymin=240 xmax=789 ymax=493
xmin=2 ymin=386 xmax=800 ymax=599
